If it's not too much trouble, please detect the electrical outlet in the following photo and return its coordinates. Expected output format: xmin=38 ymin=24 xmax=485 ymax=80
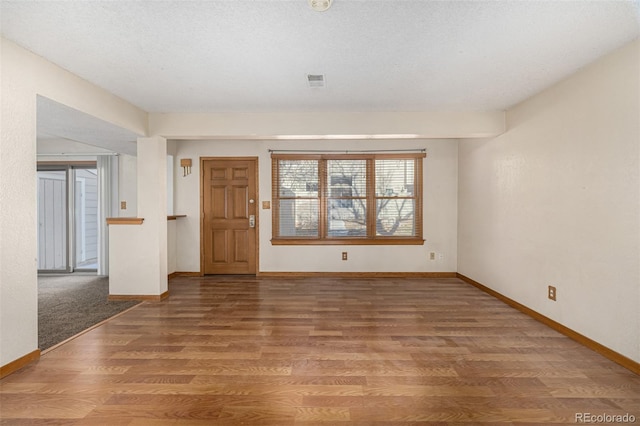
xmin=120 ymin=201 xmax=127 ymax=210
xmin=342 ymin=252 xmax=348 ymax=261
xmin=429 ymin=252 xmax=436 ymax=260
xmin=548 ymin=285 xmax=556 ymax=301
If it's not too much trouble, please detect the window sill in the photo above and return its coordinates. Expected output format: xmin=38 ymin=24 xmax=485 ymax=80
xmin=271 ymin=238 xmax=425 ymax=246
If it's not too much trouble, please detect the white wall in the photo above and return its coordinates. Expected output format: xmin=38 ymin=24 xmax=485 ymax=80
xmin=0 ymin=38 xmax=147 ymax=367
xmin=458 ymin=40 xmax=640 ymax=362
xmin=167 ymin=221 xmax=177 ymax=276
xmin=118 ymin=154 xmax=138 ymax=216
xmin=166 ymin=140 xmax=178 ymax=274
xmin=109 ymin=137 xmax=168 ymax=297
xmin=173 ymin=138 xmax=458 ymax=273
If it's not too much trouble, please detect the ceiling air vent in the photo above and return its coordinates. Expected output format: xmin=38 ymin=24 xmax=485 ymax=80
xmin=307 ymin=74 xmax=325 ymax=88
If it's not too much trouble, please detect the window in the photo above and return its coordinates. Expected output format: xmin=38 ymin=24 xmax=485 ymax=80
xmin=37 ymin=163 xmax=99 ymax=272
xmin=271 ymin=153 xmax=425 ymax=245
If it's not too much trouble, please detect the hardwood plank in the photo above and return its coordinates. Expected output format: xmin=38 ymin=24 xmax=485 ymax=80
xmin=294 ymin=406 xmax=351 ymax=421
xmin=0 ymin=393 xmax=109 ymax=419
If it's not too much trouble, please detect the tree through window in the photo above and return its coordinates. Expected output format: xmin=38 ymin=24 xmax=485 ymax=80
xmin=271 ymin=153 xmax=425 ymax=245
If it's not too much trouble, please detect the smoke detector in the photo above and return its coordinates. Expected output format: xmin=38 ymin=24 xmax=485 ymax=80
xmin=309 ymin=0 xmax=332 ymax=12
xmin=307 ymin=74 xmax=326 ymax=88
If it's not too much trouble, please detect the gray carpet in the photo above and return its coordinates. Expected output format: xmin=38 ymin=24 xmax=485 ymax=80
xmin=38 ymin=275 xmax=141 ymax=351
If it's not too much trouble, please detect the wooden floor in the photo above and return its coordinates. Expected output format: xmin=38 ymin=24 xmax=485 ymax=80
xmin=1 ymin=276 xmax=638 ymax=425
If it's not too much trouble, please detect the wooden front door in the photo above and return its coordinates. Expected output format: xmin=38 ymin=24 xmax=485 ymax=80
xmin=202 ymin=158 xmax=257 ymax=274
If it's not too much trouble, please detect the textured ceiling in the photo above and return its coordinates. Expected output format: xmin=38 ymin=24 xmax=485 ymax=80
xmin=2 ymin=0 xmax=639 ymax=115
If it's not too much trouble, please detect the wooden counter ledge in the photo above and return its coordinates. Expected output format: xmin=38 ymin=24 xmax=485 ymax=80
xmin=106 ymin=217 xmax=144 ymax=225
